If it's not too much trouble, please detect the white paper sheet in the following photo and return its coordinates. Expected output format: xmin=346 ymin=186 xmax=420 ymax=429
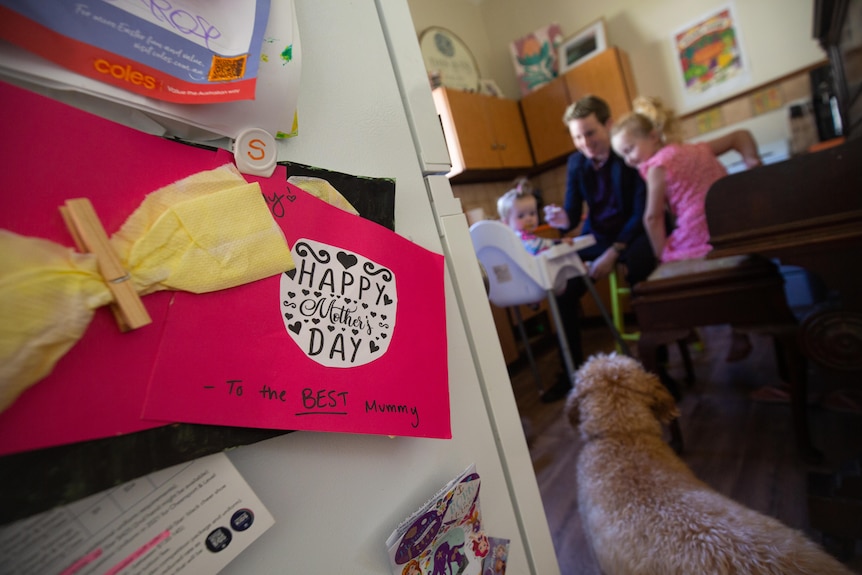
xmin=0 ymin=453 xmax=274 ymax=575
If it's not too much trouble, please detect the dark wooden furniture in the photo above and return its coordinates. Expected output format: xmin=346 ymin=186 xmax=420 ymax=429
xmin=631 ymin=137 xmax=862 ymax=463
xmin=806 ymin=0 xmax=862 ymax=553
xmin=631 ymin=255 xmax=815 ymax=460
xmin=705 ymin=137 xmax=862 ymax=372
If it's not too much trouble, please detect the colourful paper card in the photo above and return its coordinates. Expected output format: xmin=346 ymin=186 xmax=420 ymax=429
xmin=0 ymin=81 xmax=222 ymax=456
xmin=387 ymin=464 xmax=491 ymax=574
xmin=0 ymin=0 xmax=270 ymax=103
xmin=0 ymin=80 xmax=450 ymax=456
xmin=142 ymin=180 xmax=451 ymax=439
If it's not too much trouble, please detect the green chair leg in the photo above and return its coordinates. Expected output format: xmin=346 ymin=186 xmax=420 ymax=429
xmin=609 ymin=268 xmax=640 ymax=353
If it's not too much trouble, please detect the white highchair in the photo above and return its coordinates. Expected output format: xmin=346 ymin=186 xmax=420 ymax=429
xmin=469 ymin=219 xmax=629 ymax=394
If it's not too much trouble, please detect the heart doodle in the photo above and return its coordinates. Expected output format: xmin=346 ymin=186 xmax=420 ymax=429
xmin=369 ymin=341 xmax=380 ymax=353
xmin=286 ymin=195 xmax=296 ymax=202
xmin=285 ymin=313 xmax=293 ymax=320
xmin=285 ymin=269 xmax=297 ymax=280
xmin=337 ymin=251 xmax=358 ymax=269
xmin=383 ymin=294 xmax=393 ymax=305
xmin=288 ymin=322 xmax=302 ymax=334
xmin=287 ymin=291 xmax=296 ymax=298
xmin=312 ymin=318 xmax=321 ymax=324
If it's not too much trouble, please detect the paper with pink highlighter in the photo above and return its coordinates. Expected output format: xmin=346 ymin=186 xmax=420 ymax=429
xmin=0 ymin=81 xmax=450 ymax=457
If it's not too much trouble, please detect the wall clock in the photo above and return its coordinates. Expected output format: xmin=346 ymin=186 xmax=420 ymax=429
xmin=419 ymin=26 xmax=480 ymax=92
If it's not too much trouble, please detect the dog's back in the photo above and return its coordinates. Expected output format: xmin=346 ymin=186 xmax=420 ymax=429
xmin=567 ymin=354 xmax=853 ymax=575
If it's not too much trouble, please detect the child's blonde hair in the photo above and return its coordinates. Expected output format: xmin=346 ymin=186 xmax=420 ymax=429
xmin=497 ymin=179 xmax=534 ymax=222
xmin=612 ymin=96 xmax=682 ymax=144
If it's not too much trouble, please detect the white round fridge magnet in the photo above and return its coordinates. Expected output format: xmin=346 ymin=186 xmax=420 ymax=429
xmin=234 ymin=127 xmax=277 ymax=177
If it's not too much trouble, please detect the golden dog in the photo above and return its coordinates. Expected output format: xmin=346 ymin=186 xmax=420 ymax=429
xmin=565 ymin=353 xmax=853 ymax=575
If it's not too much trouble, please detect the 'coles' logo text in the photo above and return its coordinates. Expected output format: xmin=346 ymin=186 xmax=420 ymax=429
xmin=94 ymin=59 xmax=157 ymax=90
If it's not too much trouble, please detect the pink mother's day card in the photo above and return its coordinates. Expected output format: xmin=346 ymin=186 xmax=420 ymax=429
xmin=142 ymin=182 xmax=451 ymax=439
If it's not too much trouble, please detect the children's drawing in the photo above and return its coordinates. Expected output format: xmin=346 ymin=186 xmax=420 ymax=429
xmin=509 ymin=23 xmax=563 ymax=96
xmin=672 ymin=3 xmax=750 ymax=109
xmin=281 ymin=239 xmax=396 ymax=367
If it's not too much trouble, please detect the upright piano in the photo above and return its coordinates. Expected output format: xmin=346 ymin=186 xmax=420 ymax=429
xmin=705 ymin=0 xmax=862 ymax=372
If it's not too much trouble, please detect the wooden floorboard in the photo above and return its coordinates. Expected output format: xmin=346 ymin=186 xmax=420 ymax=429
xmin=509 ymin=321 xmax=862 ymax=574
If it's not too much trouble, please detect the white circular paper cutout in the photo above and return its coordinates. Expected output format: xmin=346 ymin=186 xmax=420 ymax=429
xmin=280 ymin=239 xmax=397 ymax=367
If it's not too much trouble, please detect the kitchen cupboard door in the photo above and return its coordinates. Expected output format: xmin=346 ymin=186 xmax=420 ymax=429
xmin=563 ymin=47 xmax=637 ymax=123
xmin=520 ymin=76 xmax=575 ymax=166
xmin=486 ymin=95 xmax=533 ymax=169
xmin=434 ymin=87 xmax=500 ymax=170
xmin=432 ymin=87 xmax=533 ymax=176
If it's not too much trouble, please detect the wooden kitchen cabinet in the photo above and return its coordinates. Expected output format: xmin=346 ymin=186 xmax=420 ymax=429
xmin=432 ymin=87 xmax=533 ymax=177
xmin=520 ymin=75 xmax=574 ymax=166
xmin=520 ymin=47 xmax=637 ymax=166
xmin=563 ymin=47 xmax=637 ymax=122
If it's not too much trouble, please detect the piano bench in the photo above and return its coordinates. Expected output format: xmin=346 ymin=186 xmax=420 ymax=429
xmin=631 ymin=254 xmax=821 ymax=463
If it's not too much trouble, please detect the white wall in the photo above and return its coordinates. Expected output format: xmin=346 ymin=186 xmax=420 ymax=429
xmin=406 ymin=0 xmax=826 ymax=116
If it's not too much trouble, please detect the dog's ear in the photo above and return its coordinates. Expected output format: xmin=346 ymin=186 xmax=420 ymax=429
xmin=648 ymin=372 xmax=680 ymax=424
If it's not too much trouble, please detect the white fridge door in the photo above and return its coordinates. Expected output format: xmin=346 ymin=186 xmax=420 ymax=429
xmin=221 ymin=1 xmax=559 ymax=574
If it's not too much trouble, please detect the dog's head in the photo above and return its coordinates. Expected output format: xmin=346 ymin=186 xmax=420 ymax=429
xmin=564 ymin=353 xmax=679 ymax=440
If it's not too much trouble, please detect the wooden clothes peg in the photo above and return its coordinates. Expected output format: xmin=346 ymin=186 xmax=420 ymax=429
xmin=60 ymin=198 xmax=152 ymax=331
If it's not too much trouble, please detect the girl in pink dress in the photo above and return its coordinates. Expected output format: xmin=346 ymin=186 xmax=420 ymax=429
xmin=610 ymin=97 xmax=761 ymax=263
xmin=610 ymin=96 xmax=762 ymax=361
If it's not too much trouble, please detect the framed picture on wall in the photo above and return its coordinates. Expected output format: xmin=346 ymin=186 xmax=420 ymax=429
xmin=558 ymin=19 xmax=607 ymax=74
xmin=419 ymin=26 xmax=481 ymax=92
xmin=671 ymin=3 xmax=750 ymax=110
xmin=509 ymin=23 xmax=564 ymax=96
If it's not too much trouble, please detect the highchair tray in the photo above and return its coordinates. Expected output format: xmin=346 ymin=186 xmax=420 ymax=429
xmin=539 ymin=234 xmax=596 ymax=260
xmin=537 ymin=234 xmax=595 ymax=294
xmin=469 ymin=218 xmax=596 ymax=307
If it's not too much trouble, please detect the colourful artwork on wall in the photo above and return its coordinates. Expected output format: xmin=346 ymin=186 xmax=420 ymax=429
xmin=672 ymin=3 xmax=750 ymax=110
xmin=510 ymin=23 xmax=564 ymax=96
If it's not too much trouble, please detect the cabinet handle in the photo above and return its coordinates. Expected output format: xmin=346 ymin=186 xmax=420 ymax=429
xmin=490 ymin=143 xmax=499 ymax=150
xmin=499 ymin=143 xmax=507 ymax=150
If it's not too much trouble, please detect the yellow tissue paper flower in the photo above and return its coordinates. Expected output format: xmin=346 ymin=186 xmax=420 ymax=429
xmin=112 ymin=163 xmax=294 ymax=295
xmin=0 ymin=163 xmax=295 ymax=413
xmin=0 ymin=230 xmax=111 ymax=411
